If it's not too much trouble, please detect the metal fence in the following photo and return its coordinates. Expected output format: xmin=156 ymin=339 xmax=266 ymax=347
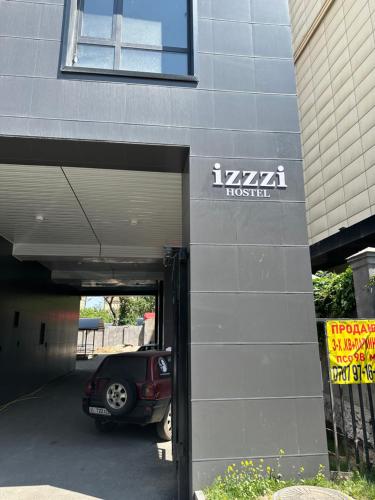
xmin=318 ymin=319 xmax=375 ymax=472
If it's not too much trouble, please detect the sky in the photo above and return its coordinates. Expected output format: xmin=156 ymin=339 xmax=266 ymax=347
xmin=83 ymin=296 xmax=105 ymax=308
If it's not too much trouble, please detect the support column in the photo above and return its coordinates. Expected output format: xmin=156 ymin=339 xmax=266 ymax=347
xmin=163 ymin=266 xmax=175 ymax=349
xmin=347 ymin=248 xmax=375 ymax=317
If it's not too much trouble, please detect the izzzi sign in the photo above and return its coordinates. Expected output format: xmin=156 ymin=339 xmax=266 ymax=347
xmin=212 ymin=163 xmax=287 ymax=198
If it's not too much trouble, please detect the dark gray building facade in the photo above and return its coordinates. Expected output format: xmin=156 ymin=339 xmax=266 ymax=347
xmin=0 ymin=0 xmax=328 ymax=495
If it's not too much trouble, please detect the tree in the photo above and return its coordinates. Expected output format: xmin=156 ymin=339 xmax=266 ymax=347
xmin=104 ymin=297 xmax=119 ymax=325
xmin=313 ymin=267 xmax=356 ymax=318
xmin=79 ymin=307 xmax=113 ymax=324
xmin=118 ymin=296 xmax=155 ymax=326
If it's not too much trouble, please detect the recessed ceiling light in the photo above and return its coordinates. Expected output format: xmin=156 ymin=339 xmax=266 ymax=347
xmin=35 ymin=215 xmax=45 ymax=222
xmin=130 ymin=219 xmax=138 ymax=226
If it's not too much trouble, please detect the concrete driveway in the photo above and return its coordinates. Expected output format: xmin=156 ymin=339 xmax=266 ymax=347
xmin=0 ymin=357 xmax=176 ymax=500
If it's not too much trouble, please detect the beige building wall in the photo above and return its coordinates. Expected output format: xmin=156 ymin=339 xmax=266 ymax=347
xmin=289 ymin=0 xmax=327 ymax=48
xmin=289 ymin=0 xmax=375 ymax=245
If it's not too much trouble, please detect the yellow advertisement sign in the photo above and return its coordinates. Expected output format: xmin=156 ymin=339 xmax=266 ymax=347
xmin=327 ymin=320 xmax=375 ymax=384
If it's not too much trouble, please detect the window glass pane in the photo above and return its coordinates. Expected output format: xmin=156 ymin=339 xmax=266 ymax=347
xmin=122 ymin=0 xmax=188 ymax=48
xmin=75 ymin=44 xmax=115 ymax=69
xmin=162 ymin=52 xmax=188 ymax=74
xmin=81 ymin=0 xmax=114 ymax=39
xmin=98 ymin=357 xmax=147 ymax=381
xmin=121 ymin=48 xmax=160 ymax=73
xmin=120 ymin=48 xmax=188 ymax=75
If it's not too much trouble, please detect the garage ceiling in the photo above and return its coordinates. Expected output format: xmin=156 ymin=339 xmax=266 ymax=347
xmin=0 ymin=164 xmax=182 ymax=289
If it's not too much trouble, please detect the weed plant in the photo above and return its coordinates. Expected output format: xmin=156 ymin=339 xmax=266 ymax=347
xmin=205 ymin=451 xmax=375 ymax=499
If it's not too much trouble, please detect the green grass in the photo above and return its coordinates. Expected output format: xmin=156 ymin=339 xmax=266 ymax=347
xmin=204 ymin=457 xmax=375 ymax=500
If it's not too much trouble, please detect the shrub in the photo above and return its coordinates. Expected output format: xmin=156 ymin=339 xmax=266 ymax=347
xmin=79 ymin=307 xmax=113 ymax=324
xmin=313 ymin=267 xmax=356 ymax=318
xmin=118 ymin=296 xmax=155 ymax=325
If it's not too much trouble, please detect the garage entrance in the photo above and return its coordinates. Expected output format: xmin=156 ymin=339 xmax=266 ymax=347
xmin=0 ymin=148 xmax=190 ymax=499
xmin=0 ymin=355 xmax=176 ymax=499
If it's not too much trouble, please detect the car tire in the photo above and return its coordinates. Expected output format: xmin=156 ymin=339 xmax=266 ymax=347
xmin=102 ymin=378 xmax=136 ymax=417
xmin=95 ymin=419 xmax=117 ymax=433
xmin=156 ymin=404 xmax=172 ymax=441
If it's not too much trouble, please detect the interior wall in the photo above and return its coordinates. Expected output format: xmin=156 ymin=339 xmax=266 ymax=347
xmin=0 ymin=238 xmax=79 ymax=405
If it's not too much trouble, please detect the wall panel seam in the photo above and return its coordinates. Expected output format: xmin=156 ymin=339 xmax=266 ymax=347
xmin=198 ymin=51 xmax=293 ymax=61
xmin=190 ymin=291 xmax=313 ymax=295
xmin=190 ymin=243 xmax=309 ymax=248
xmin=3 ymin=0 xmax=63 ymax=5
xmin=0 ymin=113 xmax=300 ymax=135
xmin=192 ymin=452 xmax=328 ymax=462
xmin=0 ymin=35 xmax=60 ymax=42
xmin=0 ymin=71 xmax=298 ymax=97
xmin=198 ymin=18 xmax=291 ymax=27
xmin=0 ymin=74 xmax=299 ymax=98
xmin=190 ymin=198 xmax=306 ymax=204
xmin=191 ymin=342 xmax=318 ymax=345
xmin=192 ymin=396 xmax=323 ymax=401
xmin=190 ymin=155 xmax=303 ymax=160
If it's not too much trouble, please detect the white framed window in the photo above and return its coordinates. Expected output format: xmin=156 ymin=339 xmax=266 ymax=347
xmin=64 ymin=0 xmax=192 ymax=78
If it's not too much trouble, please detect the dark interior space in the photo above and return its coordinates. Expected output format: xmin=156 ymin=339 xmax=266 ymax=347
xmin=0 ymin=153 xmax=188 ymax=499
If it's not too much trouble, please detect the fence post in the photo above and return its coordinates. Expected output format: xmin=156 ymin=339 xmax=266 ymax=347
xmin=367 ymin=384 xmax=375 ymax=451
xmin=325 ymin=321 xmax=340 ymax=471
xmin=348 ymin=385 xmax=361 ymax=467
xmin=338 ymin=385 xmax=350 ymax=469
xmin=358 ymin=384 xmax=371 ymax=470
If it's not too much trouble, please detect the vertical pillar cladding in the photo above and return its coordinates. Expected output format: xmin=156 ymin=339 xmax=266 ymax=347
xmin=188 ymin=0 xmax=328 ymax=490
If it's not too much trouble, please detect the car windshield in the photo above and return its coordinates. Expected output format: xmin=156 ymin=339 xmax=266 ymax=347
xmin=98 ymin=356 xmax=148 ymax=381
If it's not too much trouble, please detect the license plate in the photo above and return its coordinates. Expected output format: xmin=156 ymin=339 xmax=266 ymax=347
xmin=89 ymin=406 xmax=111 ymax=416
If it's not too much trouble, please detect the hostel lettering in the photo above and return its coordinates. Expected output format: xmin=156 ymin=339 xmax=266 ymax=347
xmin=212 ymin=163 xmax=287 ymax=198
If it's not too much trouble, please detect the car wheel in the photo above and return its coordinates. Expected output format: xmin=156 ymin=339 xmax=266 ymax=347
xmin=95 ymin=419 xmax=117 ymax=433
xmin=102 ymin=378 xmax=136 ymax=417
xmin=156 ymin=404 xmax=172 ymax=441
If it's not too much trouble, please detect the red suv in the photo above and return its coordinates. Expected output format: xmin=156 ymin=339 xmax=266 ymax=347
xmin=82 ymin=351 xmax=172 ymax=440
